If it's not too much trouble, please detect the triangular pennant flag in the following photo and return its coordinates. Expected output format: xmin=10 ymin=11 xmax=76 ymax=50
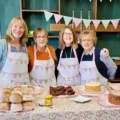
xmin=54 ymin=14 xmax=62 ymax=23
xmin=100 ymin=0 xmax=102 ymax=2
xmin=9 ymin=58 xmax=13 ymax=63
xmin=46 ymin=67 xmax=48 ymax=71
xmin=35 ymin=65 xmax=39 ymax=70
xmin=44 ymin=11 xmax=53 ymax=21
xmin=111 ymin=19 xmax=119 ymax=29
xmin=20 ymin=60 xmax=23 ymax=64
xmin=92 ymin=20 xmax=100 ymax=29
xmin=13 ymin=73 xmax=17 ymax=78
xmin=83 ymin=19 xmax=91 ymax=29
xmin=73 ymin=18 xmax=81 ymax=28
xmin=84 ymin=68 xmax=87 ymax=72
xmin=44 ymin=80 xmax=48 ymax=83
xmin=101 ymin=20 xmax=110 ymax=29
xmin=63 ymin=16 xmax=72 ymax=25
xmin=67 ymin=65 xmax=71 ymax=69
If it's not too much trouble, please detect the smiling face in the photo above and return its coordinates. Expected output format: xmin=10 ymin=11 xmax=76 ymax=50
xmin=34 ymin=31 xmax=48 ymax=48
xmin=11 ymin=20 xmax=25 ymax=41
xmin=63 ymin=28 xmax=73 ymax=47
xmin=81 ymin=34 xmax=94 ymax=52
xmin=80 ymin=30 xmax=97 ymax=53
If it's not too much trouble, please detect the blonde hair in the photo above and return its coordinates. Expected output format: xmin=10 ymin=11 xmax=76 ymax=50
xmin=80 ymin=30 xmax=97 ymax=46
xmin=59 ymin=26 xmax=78 ymax=49
xmin=33 ymin=28 xmax=48 ymax=39
xmin=5 ymin=17 xmax=28 ymax=46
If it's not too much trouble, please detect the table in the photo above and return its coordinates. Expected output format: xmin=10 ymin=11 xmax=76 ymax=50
xmin=0 ymin=85 xmax=120 ymax=120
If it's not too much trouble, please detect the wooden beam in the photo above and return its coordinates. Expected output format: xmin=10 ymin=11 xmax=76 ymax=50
xmin=50 ymin=24 xmax=120 ymax=32
xmin=93 ymin=0 xmax=97 ymax=19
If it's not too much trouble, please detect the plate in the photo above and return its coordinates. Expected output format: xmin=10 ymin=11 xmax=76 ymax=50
xmin=34 ymin=86 xmax=43 ymax=95
xmin=95 ymin=94 xmax=120 ymax=108
xmin=79 ymin=86 xmax=105 ymax=96
xmin=71 ymin=95 xmax=91 ymax=103
xmin=56 ymin=94 xmax=77 ymax=98
xmin=111 ymin=57 xmax=120 ymax=60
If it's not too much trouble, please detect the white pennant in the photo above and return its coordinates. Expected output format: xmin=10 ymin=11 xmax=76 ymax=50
xmin=110 ymin=0 xmax=112 ymax=2
xmin=100 ymin=0 xmax=102 ymax=2
xmin=44 ymin=11 xmax=53 ymax=21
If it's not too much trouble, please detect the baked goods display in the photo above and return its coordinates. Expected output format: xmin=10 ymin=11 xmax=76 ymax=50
xmin=108 ymin=90 xmax=120 ymax=105
xmin=50 ymin=86 xmax=75 ymax=96
xmin=0 ymin=85 xmax=35 ymax=112
xmin=84 ymin=82 xmax=101 ymax=92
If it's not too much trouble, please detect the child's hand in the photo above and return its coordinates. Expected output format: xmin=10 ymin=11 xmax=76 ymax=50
xmin=103 ymin=48 xmax=109 ymax=57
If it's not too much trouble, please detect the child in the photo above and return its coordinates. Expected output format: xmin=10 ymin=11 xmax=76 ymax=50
xmin=79 ymin=30 xmax=117 ymax=85
xmin=27 ymin=28 xmax=56 ymax=87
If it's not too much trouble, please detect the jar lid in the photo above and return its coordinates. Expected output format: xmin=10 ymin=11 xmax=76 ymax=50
xmin=45 ymin=95 xmax=52 ymax=99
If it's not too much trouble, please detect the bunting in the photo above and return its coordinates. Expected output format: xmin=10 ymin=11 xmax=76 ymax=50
xmin=44 ymin=11 xmax=120 ymax=30
xmin=111 ymin=19 xmax=119 ymax=29
xmin=63 ymin=16 xmax=72 ymax=25
xmin=83 ymin=19 xmax=91 ymax=29
xmin=73 ymin=18 xmax=81 ymax=28
xmin=54 ymin=14 xmax=62 ymax=23
xmin=44 ymin=11 xmax=53 ymax=21
xmin=101 ymin=20 xmax=110 ymax=29
xmin=92 ymin=20 xmax=100 ymax=29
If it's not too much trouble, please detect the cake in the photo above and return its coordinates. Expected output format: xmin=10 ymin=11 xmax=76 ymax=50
xmin=108 ymin=90 xmax=120 ymax=105
xmin=84 ymin=82 xmax=101 ymax=92
xmin=50 ymin=86 xmax=75 ymax=96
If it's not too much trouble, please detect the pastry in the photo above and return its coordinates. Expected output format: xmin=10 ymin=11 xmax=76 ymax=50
xmin=22 ymin=101 xmax=34 ymax=110
xmin=23 ymin=93 xmax=34 ymax=101
xmin=0 ymin=102 xmax=10 ymax=111
xmin=10 ymin=93 xmax=22 ymax=103
xmin=10 ymin=103 xmax=22 ymax=112
xmin=0 ymin=91 xmax=10 ymax=102
xmin=22 ymin=86 xmax=35 ymax=94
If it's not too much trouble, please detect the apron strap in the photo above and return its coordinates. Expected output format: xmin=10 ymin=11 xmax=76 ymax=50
xmin=60 ymin=48 xmax=77 ymax=58
xmin=8 ymin=43 xmax=11 ymax=53
xmin=73 ymin=49 xmax=77 ymax=58
xmin=34 ymin=45 xmax=37 ymax=60
xmin=34 ymin=45 xmax=53 ymax=60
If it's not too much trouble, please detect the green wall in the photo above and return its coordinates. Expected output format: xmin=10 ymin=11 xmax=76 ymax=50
xmin=0 ymin=0 xmax=120 ymax=56
xmin=0 ymin=0 xmax=20 ymax=36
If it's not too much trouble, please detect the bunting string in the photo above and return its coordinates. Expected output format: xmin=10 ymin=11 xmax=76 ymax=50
xmin=44 ymin=10 xmax=120 ymax=29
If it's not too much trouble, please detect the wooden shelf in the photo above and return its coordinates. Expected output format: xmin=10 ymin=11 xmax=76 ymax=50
xmin=28 ymin=36 xmax=59 ymax=38
xmin=50 ymin=24 xmax=120 ymax=32
xmin=114 ymin=60 xmax=120 ymax=66
xmin=22 ymin=10 xmax=59 ymax=13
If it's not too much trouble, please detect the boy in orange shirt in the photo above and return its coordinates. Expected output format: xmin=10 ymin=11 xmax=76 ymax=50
xmin=27 ymin=28 xmax=56 ymax=87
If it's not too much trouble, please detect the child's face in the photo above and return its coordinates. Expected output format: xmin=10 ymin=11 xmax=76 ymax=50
xmin=63 ymin=28 xmax=73 ymax=46
xmin=35 ymin=31 xmax=48 ymax=47
xmin=11 ymin=20 xmax=25 ymax=40
xmin=80 ymin=34 xmax=94 ymax=52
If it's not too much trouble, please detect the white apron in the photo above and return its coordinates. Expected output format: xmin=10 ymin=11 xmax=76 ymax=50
xmin=79 ymin=50 xmax=108 ymax=85
xmin=30 ymin=45 xmax=56 ymax=87
xmin=57 ymin=49 xmax=80 ymax=86
xmin=0 ymin=43 xmax=30 ymax=87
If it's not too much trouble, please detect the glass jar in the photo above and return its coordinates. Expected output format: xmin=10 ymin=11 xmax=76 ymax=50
xmin=44 ymin=95 xmax=52 ymax=106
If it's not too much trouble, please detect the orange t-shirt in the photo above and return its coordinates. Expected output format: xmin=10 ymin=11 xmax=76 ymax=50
xmin=27 ymin=45 xmax=56 ymax=73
